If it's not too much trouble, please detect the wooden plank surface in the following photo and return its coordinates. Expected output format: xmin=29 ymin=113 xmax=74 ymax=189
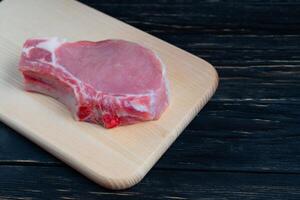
xmin=1 ymin=0 xmax=300 ymax=199
xmin=0 ymin=0 xmax=217 ymax=190
xmin=2 ymin=166 xmax=300 ymax=200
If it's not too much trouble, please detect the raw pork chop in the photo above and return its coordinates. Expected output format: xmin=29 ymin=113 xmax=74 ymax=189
xmin=19 ymin=38 xmax=169 ymax=128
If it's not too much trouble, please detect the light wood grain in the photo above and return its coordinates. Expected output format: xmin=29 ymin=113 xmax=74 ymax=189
xmin=0 ymin=0 xmax=218 ymax=189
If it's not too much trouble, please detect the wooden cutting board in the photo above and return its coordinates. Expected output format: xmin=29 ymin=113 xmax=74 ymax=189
xmin=0 ymin=0 xmax=218 ymax=189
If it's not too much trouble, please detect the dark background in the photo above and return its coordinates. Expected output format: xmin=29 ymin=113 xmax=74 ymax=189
xmin=1 ymin=0 xmax=300 ymax=199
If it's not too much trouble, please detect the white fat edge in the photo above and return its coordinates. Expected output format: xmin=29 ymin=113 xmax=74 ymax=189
xmin=98 ymin=92 xmax=157 ymax=119
xmin=111 ymin=94 xmax=147 ymax=118
xmin=22 ymin=37 xmax=59 ymax=56
xmin=129 ymin=101 xmax=148 ymax=112
xmin=116 ymin=110 xmax=129 ymax=117
xmin=36 ymin=58 xmax=80 ymax=88
xmin=26 ymin=60 xmax=83 ymax=119
xmin=102 ymin=96 xmax=110 ymax=106
xmin=121 ymin=40 xmax=170 ymax=104
xmin=22 ymin=46 xmax=34 ymax=56
xmin=148 ymin=90 xmax=156 ymax=118
xmin=36 ymin=37 xmax=67 ymax=65
xmin=37 ymin=57 xmax=50 ymax=63
xmin=154 ymin=53 xmax=171 ymax=103
xmin=36 ymin=37 xmax=66 ymax=54
xmin=55 ymin=62 xmax=85 ymax=104
xmin=133 ymin=41 xmax=170 ymax=101
xmin=24 ymin=37 xmax=92 ymax=118
xmin=29 ymin=52 xmax=83 ymax=114
xmin=114 ymin=97 xmax=127 ymax=117
xmin=39 ymin=59 xmax=79 ymax=86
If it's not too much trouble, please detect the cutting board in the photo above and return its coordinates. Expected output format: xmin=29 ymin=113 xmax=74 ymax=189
xmin=0 ymin=0 xmax=218 ymax=189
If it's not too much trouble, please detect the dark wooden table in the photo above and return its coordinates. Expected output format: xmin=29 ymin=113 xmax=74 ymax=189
xmin=1 ymin=0 xmax=300 ymax=199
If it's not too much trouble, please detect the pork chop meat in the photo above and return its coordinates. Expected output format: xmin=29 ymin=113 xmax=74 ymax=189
xmin=19 ymin=38 xmax=169 ymax=128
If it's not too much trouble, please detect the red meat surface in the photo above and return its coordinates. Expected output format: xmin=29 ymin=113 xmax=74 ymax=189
xmin=19 ymin=38 xmax=169 ymax=128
